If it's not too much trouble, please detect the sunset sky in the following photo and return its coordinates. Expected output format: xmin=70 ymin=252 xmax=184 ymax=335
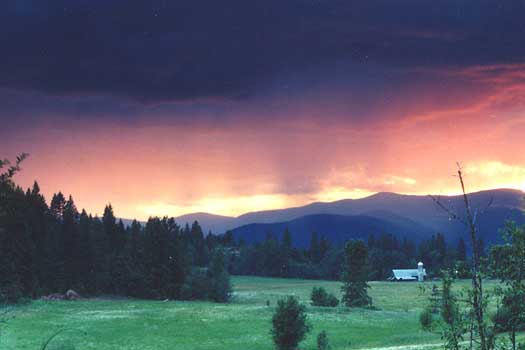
xmin=2 ymin=1 xmax=525 ymax=220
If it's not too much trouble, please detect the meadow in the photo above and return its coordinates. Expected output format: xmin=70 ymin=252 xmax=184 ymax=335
xmin=0 ymin=277 xmax=505 ymax=350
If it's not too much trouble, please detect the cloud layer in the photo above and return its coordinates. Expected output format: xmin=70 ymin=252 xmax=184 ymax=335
xmin=2 ymin=0 xmax=525 ymax=101
xmin=1 ymin=0 xmax=525 ymax=219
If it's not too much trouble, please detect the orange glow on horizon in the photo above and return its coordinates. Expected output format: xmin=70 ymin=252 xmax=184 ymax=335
xmin=4 ymin=64 xmax=525 ymax=220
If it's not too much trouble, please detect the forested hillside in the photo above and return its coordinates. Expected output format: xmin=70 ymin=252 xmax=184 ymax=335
xmin=0 ymin=157 xmax=231 ymax=303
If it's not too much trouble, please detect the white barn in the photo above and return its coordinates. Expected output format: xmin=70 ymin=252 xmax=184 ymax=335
xmin=389 ymin=262 xmax=426 ymax=282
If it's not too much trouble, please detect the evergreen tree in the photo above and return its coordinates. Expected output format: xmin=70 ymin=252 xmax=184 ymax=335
xmin=103 ymin=204 xmax=118 ymax=252
xmin=207 ymin=249 xmax=232 ymax=303
xmin=341 ymin=240 xmax=371 ymax=307
xmin=63 ymin=195 xmax=80 ymax=289
xmin=78 ymin=210 xmax=94 ymax=294
xmin=440 ymin=274 xmax=465 ymax=350
xmin=271 ymin=296 xmax=311 ymax=350
xmin=143 ymin=217 xmax=171 ymax=298
xmin=25 ymin=182 xmax=50 ymax=294
xmin=50 ymin=192 xmax=66 ymax=220
xmin=317 ymin=331 xmax=329 ymax=350
xmin=490 ymin=222 xmax=525 ymax=350
xmin=190 ymin=221 xmax=207 ymax=266
xmin=0 ymin=155 xmax=32 ymax=301
xmin=91 ymin=216 xmax=111 ymax=293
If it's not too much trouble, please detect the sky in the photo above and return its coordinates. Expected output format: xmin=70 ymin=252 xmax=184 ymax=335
xmin=1 ymin=0 xmax=525 ymax=219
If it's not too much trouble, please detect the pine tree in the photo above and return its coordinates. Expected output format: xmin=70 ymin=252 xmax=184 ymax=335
xmin=341 ymin=240 xmax=371 ymax=307
xmin=429 ymin=284 xmax=441 ymax=314
xmin=190 ymin=221 xmax=207 ymax=266
xmin=207 ymin=249 xmax=232 ymax=303
xmin=103 ymin=204 xmax=118 ymax=252
xmin=271 ymin=296 xmax=311 ymax=350
xmin=143 ymin=218 xmax=171 ymax=298
xmin=50 ymin=192 xmax=66 ymax=220
xmin=440 ymin=274 xmax=465 ymax=350
xmin=491 ymin=222 xmax=525 ymax=350
xmin=63 ymin=196 xmax=80 ymax=290
xmin=78 ymin=210 xmax=94 ymax=294
xmin=317 ymin=331 xmax=329 ymax=350
xmin=28 ymin=182 xmax=53 ymax=294
xmin=91 ymin=216 xmax=111 ymax=294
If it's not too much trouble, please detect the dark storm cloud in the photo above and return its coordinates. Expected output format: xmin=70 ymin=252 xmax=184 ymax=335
xmin=1 ymin=0 xmax=525 ymax=103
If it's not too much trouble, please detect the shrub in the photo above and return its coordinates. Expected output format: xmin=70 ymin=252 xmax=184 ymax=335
xmin=317 ymin=331 xmax=329 ymax=350
xmin=311 ymin=287 xmax=339 ymax=307
xmin=492 ymin=305 xmax=525 ymax=333
xmin=325 ymin=294 xmax=339 ymax=307
xmin=271 ymin=296 xmax=311 ymax=350
xmin=419 ymin=307 xmax=433 ymax=331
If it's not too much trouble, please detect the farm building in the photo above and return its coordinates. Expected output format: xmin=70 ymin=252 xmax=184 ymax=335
xmin=389 ymin=262 xmax=426 ymax=282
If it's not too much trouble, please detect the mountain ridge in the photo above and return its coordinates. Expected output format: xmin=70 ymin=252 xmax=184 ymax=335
xmin=125 ymin=189 xmax=524 ymax=245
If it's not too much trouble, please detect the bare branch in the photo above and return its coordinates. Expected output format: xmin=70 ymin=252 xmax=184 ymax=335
xmin=0 ymin=153 xmax=29 ymax=182
xmin=428 ymin=194 xmax=467 ymax=225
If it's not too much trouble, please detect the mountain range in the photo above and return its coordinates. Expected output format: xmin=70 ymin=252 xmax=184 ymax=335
xmin=172 ymin=189 xmax=525 ymax=247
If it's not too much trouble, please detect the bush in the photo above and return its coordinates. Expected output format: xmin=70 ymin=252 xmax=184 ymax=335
xmin=419 ymin=307 xmax=433 ymax=331
xmin=492 ymin=305 xmax=525 ymax=333
xmin=317 ymin=331 xmax=329 ymax=350
xmin=271 ymin=296 xmax=311 ymax=350
xmin=311 ymin=287 xmax=339 ymax=307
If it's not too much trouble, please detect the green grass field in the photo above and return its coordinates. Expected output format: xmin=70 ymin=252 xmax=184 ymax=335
xmin=0 ymin=277 xmax=508 ymax=350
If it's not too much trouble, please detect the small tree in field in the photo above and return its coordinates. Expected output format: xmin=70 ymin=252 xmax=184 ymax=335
xmin=341 ymin=240 xmax=371 ymax=307
xmin=440 ymin=274 xmax=466 ymax=350
xmin=317 ymin=331 xmax=329 ymax=350
xmin=311 ymin=287 xmax=339 ymax=307
xmin=419 ymin=307 xmax=433 ymax=332
xmin=271 ymin=296 xmax=311 ymax=350
xmin=490 ymin=222 xmax=525 ymax=350
xmin=429 ymin=284 xmax=442 ymax=314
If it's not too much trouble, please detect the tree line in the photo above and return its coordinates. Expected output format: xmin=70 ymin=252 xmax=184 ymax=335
xmin=229 ymin=229 xmax=474 ymax=281
xmin=0 ymin=155 xmax=231 ymax=303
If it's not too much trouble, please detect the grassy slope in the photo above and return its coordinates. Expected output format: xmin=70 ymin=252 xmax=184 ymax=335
xmin=0 ymin=277 xmax=505 ymax=350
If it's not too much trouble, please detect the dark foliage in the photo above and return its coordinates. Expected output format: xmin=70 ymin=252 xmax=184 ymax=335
xmin=341 ymin=240 xmax=371 ymax=307
xmin=0 ymin=155 xmax=231 ymax=303
xmin=230 ymin=230 xmax=457 ymax=282
xmin=310 ymin=287 xmax=338 ymax=307
xmin=271 ymin=296 xmax=311 ymax=350
xmin=489 ymin=222 xmax=525 ymax=349
xmin=317 ymin=331 xmax=329 ymax=350
xmin=419 ymin=307 xmax=434 ymax=332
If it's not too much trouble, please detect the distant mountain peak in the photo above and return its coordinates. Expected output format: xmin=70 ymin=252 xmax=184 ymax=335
xmin=138 ymin=188 xmax=523 ymax=237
